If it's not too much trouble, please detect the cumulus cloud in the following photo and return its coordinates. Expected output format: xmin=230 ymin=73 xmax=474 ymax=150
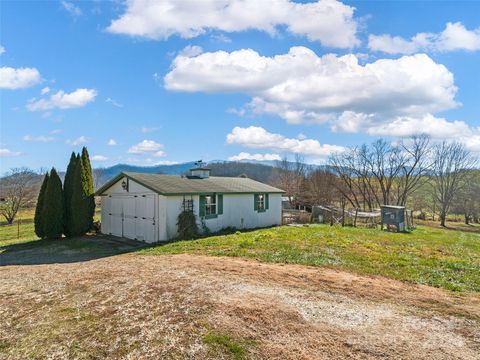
xmin=0 ymin=148 xmax=22 ymax=157
xmin=369 ymin=22 xmax=480 ymax=54
xmin=107 ymin=138 xmax=117 ymax=146
xmin=27 ymin=88 xmax=97 ymax=111
xmin=0 ymin=45 xmax=5 ymax=55
xmin=41 ymin=87 xmax=50 ymax=95
xmin=128 ymin=140 xmax=165 ymax=157
xmin=91 ymin=155 xmax=108 ymax=161
xmin=228 ymin=152 xmax=281 ymax=161
xmin=0 ymin=67 xmax=41 ymax=89
xmin=165 ymin=47 xmax=457 ymax=120
xmin=66 ymin=136 xmax=88 ymax=146
xmin=226 ymin=126 xmax=345 ymax=157
xmin=23 ymin=134 xmax=55 ymax=142
xmin=107 ymin=0 xmax=359 ymax=48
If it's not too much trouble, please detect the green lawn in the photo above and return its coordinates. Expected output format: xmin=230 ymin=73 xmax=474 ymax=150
xmin=2 ymin=208 xmax=479 ymax=292
xmin=140 ymin=224 xmax=480 ymax=292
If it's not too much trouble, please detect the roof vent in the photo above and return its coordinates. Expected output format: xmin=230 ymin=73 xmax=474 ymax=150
xmin=190 ymin=160 xmax=210 ymax=179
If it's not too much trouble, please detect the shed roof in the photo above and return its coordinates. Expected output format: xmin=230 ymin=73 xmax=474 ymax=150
xmin=96 ymin=172 xmax=284 ymax=196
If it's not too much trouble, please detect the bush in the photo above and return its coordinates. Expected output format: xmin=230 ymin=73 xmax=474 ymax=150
xmin=177 ymin=211 xmax=198 ymax=240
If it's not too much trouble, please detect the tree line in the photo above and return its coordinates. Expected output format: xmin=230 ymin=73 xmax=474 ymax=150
xmin=274 ymin=137 xmax=479 ymax=227
xmin=34 ymin=147 xmax=95 ymax=239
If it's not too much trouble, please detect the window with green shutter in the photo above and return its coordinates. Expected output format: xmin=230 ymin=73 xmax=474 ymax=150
xmin=254 ymin=193 xmax=267 ymax=212
xmin=218 ymin=194 xmax=223 ymax=215
xmin=200 ymin=194 xmax=220 ymax=218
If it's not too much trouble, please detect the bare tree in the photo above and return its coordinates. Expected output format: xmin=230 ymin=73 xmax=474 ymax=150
xmin=0 ymin=168 xmax=38 ymax=224
xmin=431 ymin=141 xmax=477 ymax=227
xmin=392 ymin=135 xmax=432 ymax=206
xmin=273 ymin=155 xmax=307 ymax=208
xmin=92 ymin=167 xmax=105 ymax=190
xmin=451 ymin=171 xmax=480 ymax=224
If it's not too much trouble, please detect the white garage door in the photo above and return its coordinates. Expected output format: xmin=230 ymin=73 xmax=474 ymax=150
xmin=101 ymin=194 xmax=156 ymax=242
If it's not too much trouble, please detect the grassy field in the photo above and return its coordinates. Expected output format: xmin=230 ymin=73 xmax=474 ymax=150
xmin=140 ymin=224 xmax=480 ymax=292
xmin=2 ymin=209 xmax=479 ymax=292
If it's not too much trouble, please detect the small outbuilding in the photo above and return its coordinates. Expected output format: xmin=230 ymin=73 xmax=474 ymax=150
xmin=380 ymin=205 xmax=413 ymax=232
xmin=95 ymin=167 xmax=284 ymax=243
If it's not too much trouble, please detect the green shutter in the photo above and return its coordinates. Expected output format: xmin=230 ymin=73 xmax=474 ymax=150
xmin=266 ymin=193 xmax=269 ymax=210
xmin=218 ymin=194 xmax=223 ymax=215
xmin=254 ymin=194 xmax=258 ymax=211
xmin=199 ymin=195 xmax=205 ymax=217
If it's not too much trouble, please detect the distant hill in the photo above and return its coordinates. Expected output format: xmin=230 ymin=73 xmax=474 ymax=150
xmin=96 ymin=160 xmax=279 ymax=186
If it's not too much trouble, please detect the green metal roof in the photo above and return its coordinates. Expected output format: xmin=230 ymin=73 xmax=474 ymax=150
xmin=96 ymin=172 xmax=284 ymax=196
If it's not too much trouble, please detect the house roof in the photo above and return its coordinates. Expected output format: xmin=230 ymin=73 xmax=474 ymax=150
xmin=96 ymin=172 xmax=284 ymax=196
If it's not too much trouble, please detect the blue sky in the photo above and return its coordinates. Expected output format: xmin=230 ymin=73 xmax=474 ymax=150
xmin=1 ymin=0 xmax=479 ymax=174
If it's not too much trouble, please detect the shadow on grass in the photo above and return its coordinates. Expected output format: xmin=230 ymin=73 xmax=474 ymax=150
xmin=0 ymin=234 xmax=148 ymax=266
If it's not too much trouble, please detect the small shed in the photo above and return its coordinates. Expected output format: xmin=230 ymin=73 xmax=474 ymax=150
xmin=381 ymin=205 xmax=413 ymax=232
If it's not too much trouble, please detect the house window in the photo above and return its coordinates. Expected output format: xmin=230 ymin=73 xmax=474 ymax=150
xmin=205 ymin=195 xmax=217 ymax=216
xmin=254 ymin=193 xmax=268 ymax=212
xmin=257 ymin=194 xmax=266 ymax=210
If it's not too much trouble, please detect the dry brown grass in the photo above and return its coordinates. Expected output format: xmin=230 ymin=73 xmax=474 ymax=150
xmin=1 ymin=254 xmax=479 ymax=359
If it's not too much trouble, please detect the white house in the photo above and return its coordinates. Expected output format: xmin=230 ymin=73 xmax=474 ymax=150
xmin=95 ymin=167 xmax=284 ymax=243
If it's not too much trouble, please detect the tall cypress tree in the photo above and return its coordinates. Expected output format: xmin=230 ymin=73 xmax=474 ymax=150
xmin=43 ymin=168 xmax=64 ymax=239
xmin=81 ymin=147 xmax=95 ymax=230
xmin=63 ymin=152 xmax=78 ymax=237
xmin=34 ymin=172 xmax=49 ymax=238
xmin=69 ymin=156 xmax=89 ymax=236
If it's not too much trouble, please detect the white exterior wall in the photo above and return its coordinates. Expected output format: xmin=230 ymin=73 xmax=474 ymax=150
xmin=100 ymin=177 xmax=160 ymax=243
xmin=100 ymin=176 xmax=282 ymax=242
xmin=163 ymin=193 xmax=282 ymax=240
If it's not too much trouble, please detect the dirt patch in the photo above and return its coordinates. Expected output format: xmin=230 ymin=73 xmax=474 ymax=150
xmin=1 ymin=254 xmax=479 ymax=359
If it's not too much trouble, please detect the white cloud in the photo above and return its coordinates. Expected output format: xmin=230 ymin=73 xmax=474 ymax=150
xmin=23 ymin=135 xmax=54 ymax=142
xmin=0 ymin=67 xmax=41 ymax=89
xmin=50 ymin=129 xmax=62 ymax=135
xmin=226 ymin=126 xmax=345 ymax=157
xmin=128 ymin=140 xmax=165 ymax=157
xmin=179 ymin=45 xmax=203 ymax=57
xmin=107 ymin=138 xmax=117 ymax=146
xmin=369 ymin=22 xmax=480 ymax=54
xmin=66 ymin=136 xmax=88 ymax=146
xmin=106 ymin=97 xmax=123 ymax=107
xmin=153 ymin=160 xmax=178 ymax=165
xmin=41 ymin=87 xmax=50 ymax=95
xmin=61 ymin=1 xmax=82 ymax=16
xmin=27 ymin=88 xmax=97 ymax=111
xmin=107 ymin=0 xmax=359 ymax=48
xmin=0 ymin=45 xmax=5 ymax=55
xmin=333 ymin=112 xmax=480 ymax=152
xmin=0 ymin=148 xmax=22 ymax=157
xmin=228 ymin=152 xmax=281 ymax=161
xmin=165 ymin=47 xmax=457 ymax=123
xmin=91 ymin=155 xmax=108 ymax=161
xmin=164 ymin=46 xmax=480 ymax=149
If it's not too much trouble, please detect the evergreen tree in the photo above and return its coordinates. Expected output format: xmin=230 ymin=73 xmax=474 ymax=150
xmin=34 ymin=172 xmax=49 ymax=238
xmin=81 ymin=147 xmax=95 ymax=230
xmin=63 ymin=152 xmax=78 ymax=236
xmin=42 ymin=168 xmax=64 ymax=239
xmin=69 ymin=156 xmax=92 ymax=236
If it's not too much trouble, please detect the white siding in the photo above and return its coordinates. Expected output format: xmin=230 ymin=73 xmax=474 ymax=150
xmin=100 ymin=176 xmax=282 ymax=242
xmin=100 ymin=177 xmax=159 ymax=243
xmin=163 ymin=193 xmax=282 ymax=240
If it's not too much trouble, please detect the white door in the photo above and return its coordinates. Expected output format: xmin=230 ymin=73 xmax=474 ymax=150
xmin=103 ymin=194 xmax=156 ymax=242
xmin=101 ymin=196 xmax=111 ymax=235
xmin=122 ymin=196 xmax=136 ymax=239
xmin=135 ymin=195 xmax=156 ymax=242
xmin=110 ymin=197 xmax=124 ymax=237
